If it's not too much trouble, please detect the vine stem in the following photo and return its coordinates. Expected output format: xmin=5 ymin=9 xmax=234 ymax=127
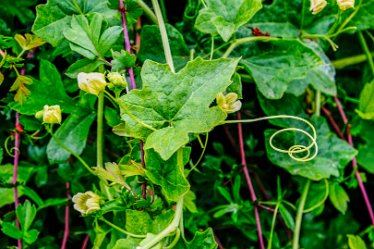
xmin=81 ymin=235 xmax=89 ymax=249
xmin=332 ymin=52 xmax=374 ymax=69
xmin=120 ymin=0 xmax=137 ymax=90
xmin=292 ymin=179 xmax=311 ymax=249
xmin=137 ymin=0 xmax=158 ymax=24
xmin=334 ymin=97 xmax=374 ymax=226
xmin=358 ymin=31 xmax=374 ymax=76
xmin=13 ymin=111 xmax=22 ymax=249
xmin=61 ymin=182 xmax=70 ymax=249
xmin=151 ymin=0 xmax=175 ymax=73
xmin=222 ymin=36 xmax=280 ymax=58
xmin=97 ymin=92 xmax=104 ymax=168
xmin=237 ymin=112 xmax=265 ymax=249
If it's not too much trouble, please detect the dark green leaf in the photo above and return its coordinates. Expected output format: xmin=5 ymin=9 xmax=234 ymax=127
xmin=145 ymin=148 xmax=190 ymax=202
xmin=357 ymin=80 xmax=374 ymax=120
xmin=279 ymin=204 xmax=295 ymax=230
xmin=20 ymin=186 xmax=44 ymax=207
xmin=329 ymin=182 xmax=349 ymax=214
xmin=184 ymin=228 xmax=218 ymax=249
xmin=356 ymin=120 xmax=374 ymax=173
xmin=65 ymin=58 xmax=105 ymax=78
xmin=138 ymin=25 xmax=190 ymax=71
xmin=111 ymin=50 xmax=136 ymax=71
xmin=10 ymin=60 xmax=75 ymax=115
xmin=47 ymin=108 xmax=96 ymax=164
xmin=119 ymin=57 xmax=239 ymax=160
xmin=195 ymin=0 xmax=262 ymax=41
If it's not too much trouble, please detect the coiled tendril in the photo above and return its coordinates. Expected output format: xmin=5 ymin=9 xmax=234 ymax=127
xmin=224 ymin=115 xmax=318 ymax=162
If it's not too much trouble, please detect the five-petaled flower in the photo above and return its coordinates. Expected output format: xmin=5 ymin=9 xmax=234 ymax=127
xmin=35 ymin=105 xmax=62 ymax=124
xmin=337 ymin=0 xmax=354 ymax=10
xmin=310 ymin=0 xmax=327 ymax=14
xmin=72 ymin=191 xmax=101 ymax=215
xmin=216 ymin=92 xmax=242 ymax=114
xmin=77 ymin=72 xmax=107 ymax=96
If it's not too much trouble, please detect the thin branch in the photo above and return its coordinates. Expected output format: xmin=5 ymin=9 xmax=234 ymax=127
xmin=81 ymin=235 xmax=89 ymax=249
xmin=13 ymin=112 xmax=22 ymax=249
xmin=237 ymin=112 xmax=265 ymax=249
xmin=321 ymin=107 xmax=345 ymax=139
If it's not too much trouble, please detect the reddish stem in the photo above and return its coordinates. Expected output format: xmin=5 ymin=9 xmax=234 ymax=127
xmin=334 ymin=97 xmax=374 ymax=226
xmin=81 ymin=235 xmax=90 ymax=249
xmin=321 ymin=107 xmax=345 ymax=139
xmin=13 ymin=112 xmax=22 ymax=249
xmin=214 ymin=234 xmax=225 ymax=249
xmin=237 ymin=112 xmax=265 ymax=249
xmin=61 ymin=182 xmax=70 ymax=249
xmin=135 ymin=18 xmax=142 ymax=53
xmin=119 ymin=0 xmax=136 ymax=90
xmin=119 ymin=0 xmax=147 ymax=199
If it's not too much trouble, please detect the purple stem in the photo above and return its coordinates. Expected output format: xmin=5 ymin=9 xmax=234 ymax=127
xmin=13 ymin=111 xmax=22 ymax=249
xmin=81 ymin=235 xmax=89 ymax=249
xmin=61 ymin=182 xmax=70 ymax=249
xmin=334 ymin=97 xmax=374 ymax=226
xmin=237 ymin=112 xmax=265 ymax=249
xmin=120 ymin=0 xmax=136 ymax=90
xmin=119 ymin=0 xmax=147 ymax=199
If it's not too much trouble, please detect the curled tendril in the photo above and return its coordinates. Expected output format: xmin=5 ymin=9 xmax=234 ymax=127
xmin=223 ymin=115 xmax=318 ymax=162
xmin=4 ymin=135 xmax=17 ymax=157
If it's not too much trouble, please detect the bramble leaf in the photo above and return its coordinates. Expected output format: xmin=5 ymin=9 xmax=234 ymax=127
xmin=195 ymin=0 xmax=262 ymax=41
xmin=32 ymin=0 xmax=118 ymax=46
xmin=240 ymin=40 xmax=336 ymax=99
xmin=111 ymin=50 xmax=136 ymax=71
xmin=9 ymin=75 xmax=32 ymax=103
xmin=119 ymin=57 xmax=240 ymax=160
xmin=63 ymin=14 xmax=122 ymax=59
xmin=14 ymin=34 xmax=45 ymax=51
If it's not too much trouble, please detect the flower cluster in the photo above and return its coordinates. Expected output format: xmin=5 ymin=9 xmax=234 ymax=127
xmin=35 ymin=105 xmax=62 ymax=124
xmin=310 ymin=0 xmax=354 ymax=15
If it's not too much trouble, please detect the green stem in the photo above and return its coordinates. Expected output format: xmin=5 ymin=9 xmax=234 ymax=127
xmin=332 ymin=53 xmax=374 ymax=69
xmin=303 ymin=179 xmax=329 ymax=213
xmin=140 ymin=197 xmax=184 ymax=249
xmin=99 ymin=218 xmax=146 ymax=238
xmin=210 ymin=35 xmax=215 ymax=60
xmin=300 ymin=0 xmax=306 ymax=30
xmin=292 ymin=179 xmax=311 ymax=249
xmin=222 ymin=36 xmax=281 ymax=58
xmin=151 ymin=0 xmax=175 ymax=73
xmin=97 ymin=92 xmax=104 ymax=168
xmin=138 ymin=0 xmax=158 ymax=24
xmin=47 ymin=127 xmax=95 ymax=175
xmin=315 ymin=90 xmax=321 ymax=116
xmin=335 ymin=0 xmax=362 ymax=35
xmin=358 ymin=31 xmax=374 ymax=75
xmin=267 ymin=202 xmax=280 ymax=249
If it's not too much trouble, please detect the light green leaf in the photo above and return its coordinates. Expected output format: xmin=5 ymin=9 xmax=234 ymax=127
xmin=63 ymin=14 xmax=122 ymax=59
xmin=16 ymin=200 xmax=37 ymax=231
xmin=356 ymin=120 xmax=374 ymax=173
xmin=357 ymin=80 xmax=374 ymax=120
xmin=23 ymin=229 xmax=40 ymax=244
xmin=111 ymin=50 xmax=136 ymax=71
xmin=145 ymin=148 xmax=190 ymax=202
xmin=184 ymin=191 xmax=198 ymax=213
xmin=347 ymin=235 xmax=367 ymax=249
xmin=65 ymin=58 xmax=105 ymax=78
xmin=195 ymin=0 xmax=262 ymax=41
xmin=32 ymin=0 xmax=118 ymax=46
xmin=240 ymin=40 xmax=336 ymax=99
xmin=138 ymin=25 xmax=190 ymax=71
xmin=112 ymin=238 xmax=142 ymax=249
xmin=47 ymin=107 xmax=96 ymax=164
xmin=125 ymin=209 xmax=153 ymax=235
xmin=184 ymin=228 xmax=218 ymax=249
xmin=329 ymin=182 xmax=350 ymax=214
xmin=1 ymin=221 xmax=23 ymax=239
xmin=119 ymin=57 xmax=239 ymax=160
xmin=10 ymin=60 xmax=75 ymax=115
xmin=279 ymin=205 xmax=294 ymax=230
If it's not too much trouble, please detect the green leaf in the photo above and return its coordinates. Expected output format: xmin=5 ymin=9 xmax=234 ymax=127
xmin=20 ymin=186 xmax=44 ymax=207
xmin=10 ymin=60 xmax=75 ymax=115
xmin=32 ymin=0 xmax=118 ymax=46
xmin=347 ymin=235 xmax=367 ymax=249
xmin=63 ymin=14 xmax=122 ymax=59
xmin=112 ymin=237 xmax=142 ymax=249
xmin=16 ymin=200 xmax=37 ymax=231
xmin=119 ymin=57 xmax=239 ymax=160
xmin=357 ymin=80 xmax=374 ymax=120
xmin=279 ymin=204 xmax=294 ymax=230
xmin=125 ymin=209 xmax=153 ymax=235
xmin=356 ymin=120 xmax=374 ymax=173
xmin=184 ymin=228 xmax=218 ymax=249
xmin=138 ymin=25 xmax=190 ymax=71
xmin=23 ymin=229 xmax=39 ymax=244
xmin=184 ymin=191 xmax=198 ymax=213
xmin=145 ymin=148 xmax=190 ymax=202
xmin=329 ymin=182 xmax=349 ymax=214
xmin=111 ymin=50 xmax=136 ymax=72
xmin=1 ymin=221 xmax=23 ymax=239
xmin=348 ymin=1 xmax=374 ymax=31
xmin=0 ymin=148 xmax=3 ymax=164
xmin=0 ymin=164 xmax=34 ymax=185
xmin=240 ymin=40 xmax=336 ymax=99
xmin=47 ymin=107 xmax=96 ymax=164
xmin=195 ymin=0 xmax=262 ymax=41
xmin=65 ymin=58 xmax=105 ymax=78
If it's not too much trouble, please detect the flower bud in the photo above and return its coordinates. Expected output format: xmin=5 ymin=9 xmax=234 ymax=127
xmin=216 ymin=92 xmax=242 ymax=114
xmin=72 ymin=191 xmax=101 ymax=215
xmin=310 ymin=0 xmax=327 ymax=14
xmin=35 ymin=105 xmax=62 ymax=124
xmin=107 ymin=72 xmax=127 ymax=88
xmin=337 ymin=0 xmax=354 ymax=10
xmin=77 ymin=72 xmax=107 ymax=96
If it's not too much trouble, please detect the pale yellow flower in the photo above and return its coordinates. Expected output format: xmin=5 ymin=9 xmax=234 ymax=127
xmin=337 ymin=0 xmax=354 ymax=10
xmin=77 ymin=72 xmax=107 ymax=96
xmin=310 ymin=0 xmax=327 ymax=14
xmin=216 ymin=92 xmax=242 ymax=114
xmin=107 ymin=72 xmax=127 ymax=88
xmin=72 ymin=191 xmax=101 ymax=215
xmin=35 ymin=105 xmax=62 ymax=124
